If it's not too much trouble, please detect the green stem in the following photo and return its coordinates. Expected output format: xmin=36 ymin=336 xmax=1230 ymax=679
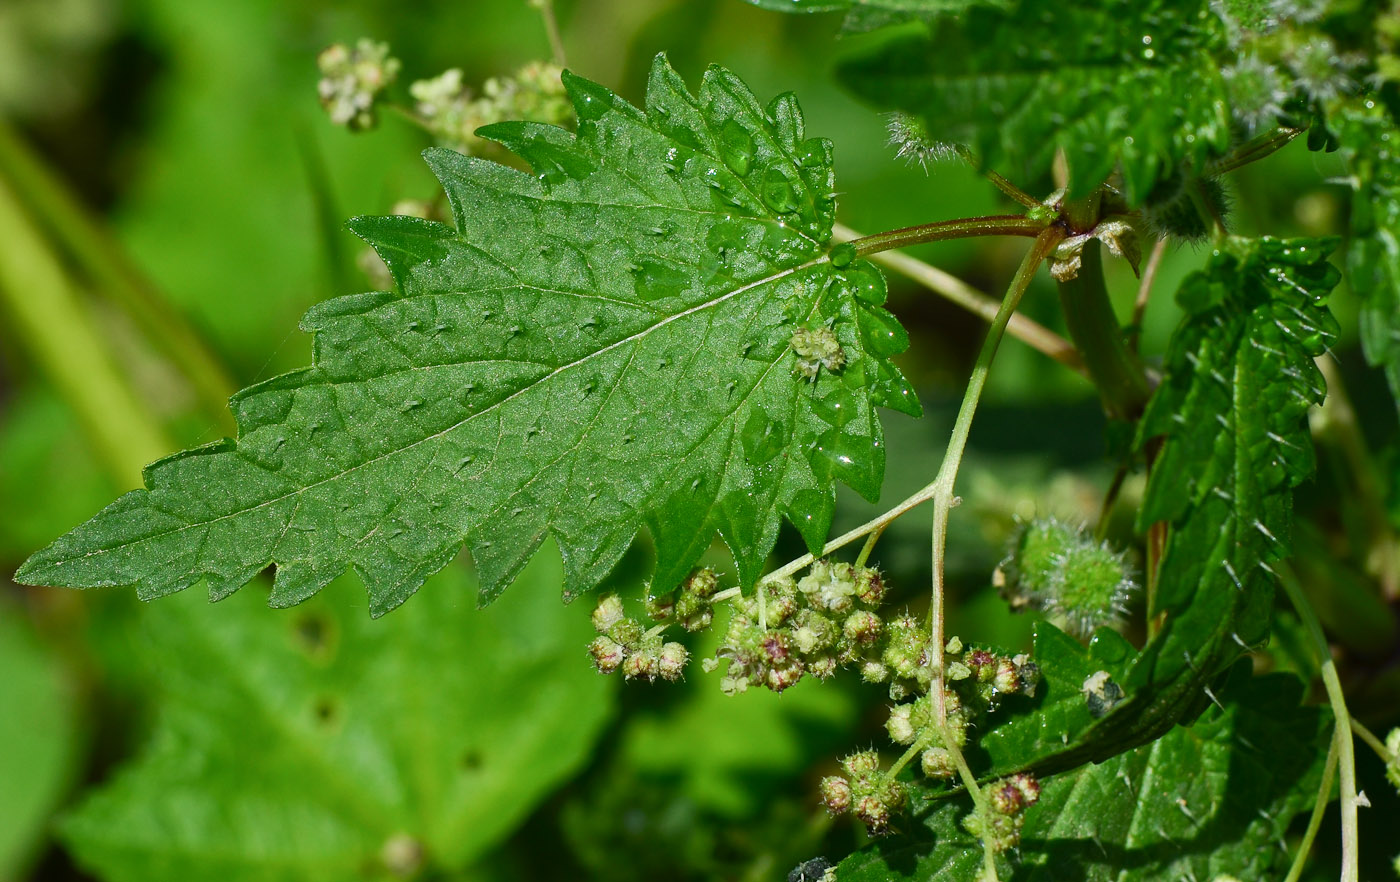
xmin=0 ymin=121 xmax=235 ymax=432
xmin=530 ymin=0 xmax=568 ymax=68
xmin=1282 ymin=728 xmax=1340 ymax=882
xmin=1351 ymin=718 xmax=1396 ymax=764
xmin=1279 ymin=566 xmax=1360 ymax=882
xmin=0 ymin=169 xmax=171 ymax=487
xmin=1055 ymin=239 xmax=1152 ymax=420
xmin=849 ymin=216 xmax=1046 ymax=256
xmin=926 ymin=228 xmax=1063 ymax=882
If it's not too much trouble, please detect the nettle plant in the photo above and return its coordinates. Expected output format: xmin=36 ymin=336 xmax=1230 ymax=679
xmin=18 ymin=0 xmax=1400 ymax=879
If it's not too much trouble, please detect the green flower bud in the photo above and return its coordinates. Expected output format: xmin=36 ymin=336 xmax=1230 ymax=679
xmin=820 ymin=776 xmax=852 ymax=814
xmin=622 ymin=651 xmax=656 ymax=680
xmin=887 ymin=703 xmax=916 ymax=744
xmin=657 ymin=642 xmax=689 ymax=681
xmin=854 ymin=567 xmax=886 ymax=606
xmin=843 ymin=610 xmax=883 ymax=645
xmin=686 ymin=568 xmax=719 ymax=598
xmin=807 ymin=654 xmax=838 ymax=679
xmin=588 ymin=636 xmax=627 ymax=673
xmin=644 ymin=591 xmax=675 ymax=622
xmin=861 ymin=660 xmax=889 ymax=683
xmin=608 ymin=618 xmax=643 ymax=646
xmin=921 ymin=747 xmax=956 ymax=779
xmin=842 ymin=749 xmax=881 ymax=777
xmin=767 ymin=663 xmax=804 ymax=692
xmin=592 ymin=593 xmax=627 ymax=633
xmin=854 ymin=794 xmax=890 ymax=833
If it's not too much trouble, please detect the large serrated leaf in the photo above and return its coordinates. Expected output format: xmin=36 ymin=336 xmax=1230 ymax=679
xmin=835 ymin=0 xmax=1233 ymax=202
xmin=1339 ymin=101 xmax=1400 ymax=415
xmin=16 ymin=55 xmax=918 ymax=615
xmin=837 ymin=673 xmax=1329 ymax=881
xmin=59 ymin=550 xmax=614 ymax=882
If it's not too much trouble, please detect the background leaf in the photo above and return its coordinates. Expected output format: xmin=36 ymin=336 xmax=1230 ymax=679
xmin=1339 ymin=101 xmax=1400 ymax=415
xmin=18 ymin=55 xmax=919 ymax=615
xmin=836 ymin=0 xmax=1233 ymax=202
xmin=59 ymin=546 xmax=614 ymax=882
xmin=0 ymin=607 xmax=84 ymax=880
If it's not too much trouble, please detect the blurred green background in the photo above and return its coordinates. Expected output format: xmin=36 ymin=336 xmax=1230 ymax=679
xmin=0 ymin=1 xmax=1393 ymax=880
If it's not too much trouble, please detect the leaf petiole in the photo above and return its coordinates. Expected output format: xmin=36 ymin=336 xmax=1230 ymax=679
xmin=847 ymin=216 xmax=1047 ymax=257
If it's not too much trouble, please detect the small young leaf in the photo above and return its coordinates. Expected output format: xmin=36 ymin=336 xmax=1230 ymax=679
xmin=836 ymin=0 xmax=1233 ymax=202
xmin=16 ymin=55 xmax=917 ymax=615
xmin=59 ymin=550 xmax=614 ymax=882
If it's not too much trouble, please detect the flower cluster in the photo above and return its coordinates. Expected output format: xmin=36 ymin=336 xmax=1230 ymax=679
xmin=789 ymin=326 xmax=846 ymax=381
xmin=702 ymin=561 xmax=884 ymax=695
xmin=316 ymin=39 xmax=400 ymax=131
xmin=819 ymin=750 xmax=907 ymax=834
xmin=996 ymin=516 xmax=1137 ymax=639
xmin=587 ymin=592 xmax=689 ymax=682
xmin=410 ymin=61 xmax=572 ymax=156
xmin=962 ymin=773 xmax=1042 ymax=853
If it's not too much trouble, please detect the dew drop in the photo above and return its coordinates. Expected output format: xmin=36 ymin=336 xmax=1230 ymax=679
xmin=859 ymin=306 xmax=908 ymax=357
xmin=741 ymin=409 xmax=787 ymax=465
xmin=759 ymin=163 xmax=800 ymax=215
xmin=841 ymin=263 xmax=887 ymax=305
xmin=719 ymin=119 xmax=756 ymax=177
xmin=631 ymin=259 xmax=689 ymax=301
xmin=829 ymin=242 xmax=857 ymax=269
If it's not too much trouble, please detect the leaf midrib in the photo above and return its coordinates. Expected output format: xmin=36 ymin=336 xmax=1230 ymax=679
xmin=50 ymin=255 xmax=831 ymax=567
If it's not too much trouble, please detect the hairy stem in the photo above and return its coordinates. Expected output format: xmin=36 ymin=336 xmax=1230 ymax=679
xmin=1282 ymin=728 xmax=1340 ymax=882
xmin=1279 ymin=567 xmax=1360 ymax=882
xmin=0 ymin=169 xmax=171 ymax=486
xmin=0 ymin=121 xmax=236 ymax=431
xmin=832 ymin=223 xmax=1085 ymax=375
xmin=1055 ymin=239 xmax=1153 ymax=420
xmin=848 ymin=216 xmax=1046 ymax=256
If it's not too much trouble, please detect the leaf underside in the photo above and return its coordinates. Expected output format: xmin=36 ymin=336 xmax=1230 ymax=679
xmin=16 ymin=55 xmax=918 ymax=615
xmin=836 ymin=0 xmax=1233 ymax=202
